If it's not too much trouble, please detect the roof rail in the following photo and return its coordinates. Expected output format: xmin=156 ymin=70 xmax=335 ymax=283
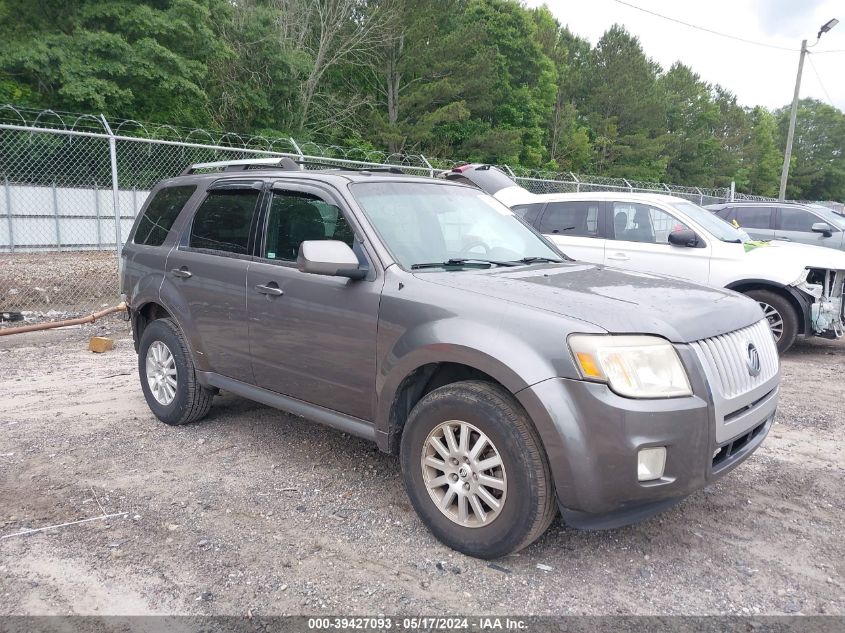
xmin=180 ymin=157 xmax=302 ymax=176
xmin=179 ymin=156 xmax=408 ymax=176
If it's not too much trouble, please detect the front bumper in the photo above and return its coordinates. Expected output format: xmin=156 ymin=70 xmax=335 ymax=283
xmin=516 ymin=367 xmax=778 ymax=527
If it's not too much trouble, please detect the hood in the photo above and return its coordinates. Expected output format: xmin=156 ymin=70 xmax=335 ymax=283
xmin=745 ymin=240 xmax=845 ymax=272
xmin=416 ymin=262 xmax=763 ymax=343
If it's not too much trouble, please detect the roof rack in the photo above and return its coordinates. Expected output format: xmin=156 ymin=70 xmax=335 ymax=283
xmin=180 ymin=157 xmax=302 ymax=176
xmin=180 ymin=157 xmax=407 ymax=176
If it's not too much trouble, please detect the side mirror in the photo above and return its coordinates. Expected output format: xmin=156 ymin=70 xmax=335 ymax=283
xmin=297 ymin=240 xmax=366 ymax=280
xmin=668 ymin=229 xmax=700 ymax=247
xmin=811 ymin=222 xmax=833 ymax=237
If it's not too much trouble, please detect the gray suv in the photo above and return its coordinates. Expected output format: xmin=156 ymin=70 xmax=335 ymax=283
xmin=121 ymin=159 xmax=780 ymax=559
xmin=707 ymin=201 xmax=845 ymax=250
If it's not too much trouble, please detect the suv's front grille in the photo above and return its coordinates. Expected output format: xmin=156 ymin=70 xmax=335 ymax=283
xmin=690 ymin=319 xmax=778 ymax=400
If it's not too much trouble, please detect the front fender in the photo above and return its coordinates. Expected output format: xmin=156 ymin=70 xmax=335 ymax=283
xmin=725 ymin=278 xmax=812 ymax=335
xmin=374 ymin=313 xmax=574 ymax=439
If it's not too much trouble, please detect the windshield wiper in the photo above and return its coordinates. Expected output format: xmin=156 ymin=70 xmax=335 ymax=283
xmin=511 ymin=256 xmax=567 ymax=264
xmin=410 ymin=258 xmax=518 ymax=270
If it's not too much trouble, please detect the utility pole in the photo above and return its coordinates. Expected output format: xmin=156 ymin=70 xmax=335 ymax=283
xmin=778 ymin=18 xmax=839 ymax=201
xmin=778 ymin=39 xmax=807 ymax=202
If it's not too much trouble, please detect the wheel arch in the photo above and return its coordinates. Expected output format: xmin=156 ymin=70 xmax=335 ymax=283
xmin=725 ymin=279 xmax=810 ymax=335
xmin=382 ymin=361 xmax=517 ymax=455
xmin=132 ymin=301 xmax=174 ymax=351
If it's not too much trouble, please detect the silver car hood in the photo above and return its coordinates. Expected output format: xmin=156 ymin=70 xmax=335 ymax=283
xmin=417 ymin=262 xmax=763 ymax=343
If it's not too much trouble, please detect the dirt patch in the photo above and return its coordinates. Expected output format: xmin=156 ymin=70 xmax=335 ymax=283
xmin=1 ymin=327 xmax=843 ymax=616
xmin=0 ymin=251 xmax=120 ymax=322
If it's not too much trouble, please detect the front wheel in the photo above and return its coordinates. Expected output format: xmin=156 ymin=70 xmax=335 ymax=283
xmin=400 ymin=380 xmax=556 ymax=559
xmin=743 ymin=289 xmax=799 ymax=353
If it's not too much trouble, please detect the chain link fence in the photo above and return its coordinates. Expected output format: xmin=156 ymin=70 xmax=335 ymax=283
xmin=0 ymin=104 xmax=815 ymax=328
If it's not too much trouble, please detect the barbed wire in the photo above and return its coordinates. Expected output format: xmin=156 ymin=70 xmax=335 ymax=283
xmin=0 ymin=103 xmax=785 ymax=202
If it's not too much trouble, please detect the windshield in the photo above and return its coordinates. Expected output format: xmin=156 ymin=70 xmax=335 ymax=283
xmin=671 ymin=200 xmax=749 ymax=243
xmin=350 ymin=182 xmax=563 ymax=270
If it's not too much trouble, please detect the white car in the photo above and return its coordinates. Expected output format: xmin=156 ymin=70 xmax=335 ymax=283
xmin=446 ymin=165 xmax=845 ymax=353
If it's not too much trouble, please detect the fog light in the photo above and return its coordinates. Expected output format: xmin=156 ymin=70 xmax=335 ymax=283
xmin=637 ymin=447 xmax=666 ymax=481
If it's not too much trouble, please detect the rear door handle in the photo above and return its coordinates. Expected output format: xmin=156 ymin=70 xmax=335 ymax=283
xmin=170 ymin=267 xmax=192 ymax=279
xmin=607 ymin=253 xmax=630 ymax=261
xmin=255 ymin=284 xmax=283 ymax=297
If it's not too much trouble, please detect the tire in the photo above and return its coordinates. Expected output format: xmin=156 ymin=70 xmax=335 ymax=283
xmin=400 ymin=380 xmax=556 ymax=559
xmin=138 ymin=317 xmax=213 ymax=425
xmin=743 ymin=289 xmax=799 ymax=354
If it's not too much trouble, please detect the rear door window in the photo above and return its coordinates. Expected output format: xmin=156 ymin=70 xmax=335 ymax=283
xmin=538 ymin=201 xmax=599 ymax=237
xmin=189 ymin=189 xmax=261 ymax=255
xmin=133 ymin=185 xmax=196 ymax=246
xmin=734 ymin=207 xmax=773 ymax=230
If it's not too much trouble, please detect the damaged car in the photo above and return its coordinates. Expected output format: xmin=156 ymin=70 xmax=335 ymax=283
xmin=122 ymin=159 xmax=779 ymax=559
xmin=446 ymin=164 xmax=845 ymax=353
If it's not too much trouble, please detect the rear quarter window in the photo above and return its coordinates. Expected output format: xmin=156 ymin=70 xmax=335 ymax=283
xmin=133 ymin=185 xmax=196 ymax=246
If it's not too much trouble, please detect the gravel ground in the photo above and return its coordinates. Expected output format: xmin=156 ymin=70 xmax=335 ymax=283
xmin=0 ymin=251 xmax=120 ymax=321
xmin=0 ymin=324 xmax=843 ymax=616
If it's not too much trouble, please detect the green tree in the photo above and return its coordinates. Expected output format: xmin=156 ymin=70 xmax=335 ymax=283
xmin=0 ymin=0 xmax=227 ymax=126
xmin=743 ymin=107 xmax=781 ymax=196
xmin=660 ymin=63 xmax=720 ymax=185
xmin=206 ymin=1 xmax=308 ymax=134
xmin=777 ymin=99 xmax=845 ymax=200
xmin=540 ymin=20 xmax=592 ymax=172
xmin=582 ymin=25 xmax=667 ymax=179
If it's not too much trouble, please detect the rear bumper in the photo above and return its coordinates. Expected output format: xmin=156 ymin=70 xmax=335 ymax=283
xmin=516 ymin=374 xmax=777 ymax=526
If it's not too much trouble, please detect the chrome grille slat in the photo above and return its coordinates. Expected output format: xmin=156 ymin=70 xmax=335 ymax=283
xmin=690 ymin=320 xmax=779 ymax=400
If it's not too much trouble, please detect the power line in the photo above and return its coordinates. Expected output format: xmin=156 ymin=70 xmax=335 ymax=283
xmin=806 ymin=54 xmax=838 ymax=108
xmin=610 ymin=0 xmax=799 ymax=51
xmin=814 ymin=49 xmax=845 ymax=54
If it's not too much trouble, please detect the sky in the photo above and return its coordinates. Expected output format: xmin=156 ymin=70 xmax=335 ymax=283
xmin=525 ymin=0 xmax=845 ymax=112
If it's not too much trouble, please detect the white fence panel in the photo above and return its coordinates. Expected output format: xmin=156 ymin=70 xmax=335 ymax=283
xmin=1 ymin=183 xmax=150 ymax=252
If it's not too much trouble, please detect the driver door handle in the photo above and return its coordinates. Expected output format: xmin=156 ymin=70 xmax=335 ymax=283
xmin=607 ymin=253 xmax=630 ymax=261
xmin=255 ymin=284 xmax=283 ymax=297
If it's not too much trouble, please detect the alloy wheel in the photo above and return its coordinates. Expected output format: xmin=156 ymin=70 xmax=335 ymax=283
xmin=420 ymin=420 xmax=507 ymax=528
xmin=758 ymin=301 xmax=784 ymax=341
xmin=145 ymin=341 xmax=177 ymax=405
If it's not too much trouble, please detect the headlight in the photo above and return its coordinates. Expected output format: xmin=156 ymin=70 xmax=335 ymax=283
xmin=568 ymin=335 xmax=692 ymax=399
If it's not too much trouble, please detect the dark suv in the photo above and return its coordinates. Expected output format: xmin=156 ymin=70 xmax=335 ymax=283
xmin=121 ymin=159 xmax=779 ymax=558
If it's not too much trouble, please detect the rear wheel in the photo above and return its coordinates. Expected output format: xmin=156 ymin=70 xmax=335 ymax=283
xmin=743 ymin=289 xmax=798 ymax=353
xmin=138 ymin=318 xmax=214 ymax=425
xmin=400 ymin=380 xmax=556 ymax=559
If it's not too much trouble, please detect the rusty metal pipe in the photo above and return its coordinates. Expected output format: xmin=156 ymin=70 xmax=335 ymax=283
xmin=0 ymin=303 xmax=127 ymax=336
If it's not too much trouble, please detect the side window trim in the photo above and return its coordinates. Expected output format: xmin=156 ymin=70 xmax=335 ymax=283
xmin=208 ymin=179 xmax=264 ymax=191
